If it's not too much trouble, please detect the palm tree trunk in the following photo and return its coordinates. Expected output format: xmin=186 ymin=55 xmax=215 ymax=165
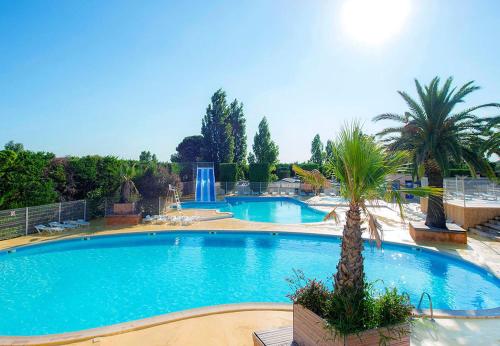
xmin=334 ymin=203 xmax=364 ymax=293
xmin=424 ymin=160 xmax=447 ymax=229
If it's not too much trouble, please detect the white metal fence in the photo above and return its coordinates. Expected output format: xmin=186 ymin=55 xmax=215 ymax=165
xmin=0 ymin=200 xmax=87 ymax=240
xmin=443 ymin=177 xmax=499 ymax=206
xmin=180 ymin=181 xmax=341 ymax=198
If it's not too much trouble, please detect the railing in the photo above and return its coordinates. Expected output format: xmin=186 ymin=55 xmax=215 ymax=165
xmin=0 ymin=200 xmax=87 ymax=240
xmin=443 ymin=177 xmax=499 ymax=207
xmin=417 ymin=291 xmax=434 ymax=321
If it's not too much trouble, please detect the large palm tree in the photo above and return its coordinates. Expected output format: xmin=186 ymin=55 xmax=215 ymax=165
xmin=324 ymin=123 xmax=432 ymax=295
xmin=374 ymin=77 xmax=499 ymax=229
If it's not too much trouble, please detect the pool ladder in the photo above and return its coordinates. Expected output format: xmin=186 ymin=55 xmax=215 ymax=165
xmin=417 ymin=291 xmax=434 ymax=321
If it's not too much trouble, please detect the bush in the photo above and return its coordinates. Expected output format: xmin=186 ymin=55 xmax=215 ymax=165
xmin=276 ymin=164 xmax=291 ymax=179
xmin=219 ymin=163 xmax=237 ymax=182
xmin=249 ymin=163 xmax=271 ymax=182
xmin=287 ymin=270 xmax=331 ymax=317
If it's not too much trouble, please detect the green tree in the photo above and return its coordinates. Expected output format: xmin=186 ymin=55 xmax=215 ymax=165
xmin=310 ymin=134 xmax=325 ymax=165
xmin=201 ymin=89 xmax=234 ymax=163
xmin=252 ymin=117 xmax=279 ymax=164
xmin=374 ymin=77 xmax=499 ymax=228
xmin=139 ymin=151 xmax=157 ymax=164
xmin=324 ymin=123 xmax=434 ymax=302
xmin=228 ymin=99 xmax=247 ymax=164
xmin=171 ymin=135 xmax=205 ymax=162
xmin=247 ymin=152 xmax=256 ymax=165
xmin=325 ymin=139 xmax=334 ymax=158
xmin=4 ymin=140 xmax=24 ymax=152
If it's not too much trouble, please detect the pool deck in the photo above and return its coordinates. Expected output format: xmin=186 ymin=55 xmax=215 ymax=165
xmin=0 ymin=203 xmax=499 ymax=346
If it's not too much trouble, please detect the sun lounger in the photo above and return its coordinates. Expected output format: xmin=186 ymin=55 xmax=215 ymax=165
xmin=143 ymin=215 xmax=155 ymax=223
xmin=75 ymin=219 xmax=89 ymax=226
xmin=49 ymin=221 xmax=77 ymax=229
xmin=34 ymin=224 xmax=64 ymax=234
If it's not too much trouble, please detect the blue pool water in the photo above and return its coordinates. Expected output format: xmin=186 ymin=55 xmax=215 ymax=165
xmin=0 ymin=232 xmax=499 ymax=336
xmin=182 ymin=197 xmax=327 ymax=223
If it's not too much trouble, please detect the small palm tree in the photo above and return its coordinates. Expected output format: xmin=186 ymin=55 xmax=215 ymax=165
xmin=324 ymin=123 xmax=433 ymax=295
xmin=374 ymin=77 xmax=499 ymax=228
xmin=118 ymin=165 xmax=140 ymax=203
xmin=292 ymin=164 xmax=331 ymax=195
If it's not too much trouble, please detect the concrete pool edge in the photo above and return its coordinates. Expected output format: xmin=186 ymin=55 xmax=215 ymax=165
xmin=0 ymin=303 xmax=498 ymax=346
xmin=0 ymin=303 xmax=292 ymax=346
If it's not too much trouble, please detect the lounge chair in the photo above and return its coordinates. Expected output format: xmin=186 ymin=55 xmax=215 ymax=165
xmin=75 ymin=219 xmax=90 ymax=227
xmin=143 ymin=215 xmax=155 ymax=223
xmin=180 ymin=216 xmax=194 ymax=226
xmin=49 ymin=221 xmax=78 ymax=229
xmin=34 ymin=224 xmax=64 ymax=234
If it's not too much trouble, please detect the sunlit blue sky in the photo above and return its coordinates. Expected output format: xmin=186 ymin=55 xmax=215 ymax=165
xmin=1 ymin=0 xmax=499 ymax=162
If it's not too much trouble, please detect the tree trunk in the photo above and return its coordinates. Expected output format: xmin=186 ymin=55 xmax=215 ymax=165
xmin=334 ymin=203 xmax=364 ymax=293
xmin=424 ymin=160 xmax=447 ymax=229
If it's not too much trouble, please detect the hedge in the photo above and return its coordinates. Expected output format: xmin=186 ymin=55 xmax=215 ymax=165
xmin=249 ymin=163 xmax=271 ymax=182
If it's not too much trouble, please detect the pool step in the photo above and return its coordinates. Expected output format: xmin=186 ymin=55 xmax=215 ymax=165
xmin=469 ymin=227 xmax=500 ymax=241
xmin=484 ymin=222 xmax=500 ymax=230
xmin=468 ymin=215 xmax=500 ymax=242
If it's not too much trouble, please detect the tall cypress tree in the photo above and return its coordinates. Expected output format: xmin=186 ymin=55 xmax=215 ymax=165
xmin=228 ymin=99 xmax=247 ymax=164
xmin=252 ymin=117 xmax=279 ymax=164
xmin=310 ymin=134 xmax=325 ymax=165
xmin=201 ymin=89 xmax=234 ymax=163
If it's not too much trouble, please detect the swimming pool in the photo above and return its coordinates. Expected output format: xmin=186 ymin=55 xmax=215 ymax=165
xmin=182 ymin=197 xmax=327 ymax=223
xmin=0 ymin=231 xmax=498 ymax=336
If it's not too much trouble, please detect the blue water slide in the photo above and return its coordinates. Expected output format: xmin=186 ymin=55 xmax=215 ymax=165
xmin=195 ymin=167 xmax=216 ymax=202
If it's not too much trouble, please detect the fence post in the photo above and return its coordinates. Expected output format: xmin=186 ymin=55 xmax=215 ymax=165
xmin=58 ymin=202 xmax=62 ymax=222
xmin=25 ymin=207 xmax=29 ymax=236
xmin=462 ymin=177 xmax=466 ymax=207
xmin=83 ymin=200 xmax=87 ymax=221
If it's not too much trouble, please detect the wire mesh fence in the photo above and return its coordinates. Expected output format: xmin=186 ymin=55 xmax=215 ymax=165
xmin=103 ymin=197 xmax=174 ymax=217
xmin=0 ymin=200 xmax=87 ymax=240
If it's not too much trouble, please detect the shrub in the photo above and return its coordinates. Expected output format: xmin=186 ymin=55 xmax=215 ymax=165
xmin=287 ymin=270 xmax=331 ymax=317
xmin=219 ymin=163 xmax=237 ymax=182
xmin=249 ymin=163 xmax=271 ymax=182
xmin=373 ymin=287 xmax=413 ymax=328
xmin=276 ymin=164 xmax=291 ymax=179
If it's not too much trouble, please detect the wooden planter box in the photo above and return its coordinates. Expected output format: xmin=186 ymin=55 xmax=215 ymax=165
xmin=113 ymin=202 xmax=135 ymax=215
xmin=293 ymin=304 xmax=410 ymax=346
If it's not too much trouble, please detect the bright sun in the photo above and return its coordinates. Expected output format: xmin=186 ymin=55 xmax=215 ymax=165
xmin=341 ymin=0 xmax=411 ymax=45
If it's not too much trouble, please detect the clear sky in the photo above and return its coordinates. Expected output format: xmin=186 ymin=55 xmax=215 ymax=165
xmin=1 ymin=0 xmax=499 ymax=162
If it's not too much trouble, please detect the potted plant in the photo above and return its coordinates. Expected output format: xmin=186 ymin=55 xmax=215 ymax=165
xmin=289 ymin=123 xmax=436 ymax=345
